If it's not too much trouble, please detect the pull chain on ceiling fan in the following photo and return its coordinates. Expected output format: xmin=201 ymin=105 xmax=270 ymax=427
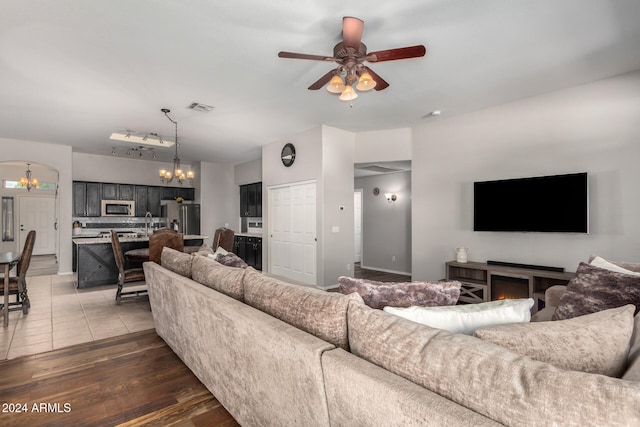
xmin=278 ymin=17 xmax=426 ymax=102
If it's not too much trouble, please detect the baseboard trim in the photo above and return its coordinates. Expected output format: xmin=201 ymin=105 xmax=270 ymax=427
xmin=359 ymin=264 xmax=411 ymax=277
xmin=317 ymin=284 xmax=339 ymax=291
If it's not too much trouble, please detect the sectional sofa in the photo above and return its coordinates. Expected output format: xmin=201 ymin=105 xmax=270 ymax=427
xmin=143 ymin=248 xmax=640 ymax=426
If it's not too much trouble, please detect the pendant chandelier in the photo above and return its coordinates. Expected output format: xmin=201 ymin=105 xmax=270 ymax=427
xmin=158 ymin=108 xmax=194 ymax=185
xmin=19 ymin=163 xmax=38 ymax=191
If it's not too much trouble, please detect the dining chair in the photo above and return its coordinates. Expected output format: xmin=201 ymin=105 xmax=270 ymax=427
xmin=213 ymin=227 xmax=235 ymax=252
xmin=0 ymin=230 xmax=36 ymax=315
xmin=149 ymin=228 xmax=184 ymax=264
xmin=110 ymin=230 xmax=146 ymax=305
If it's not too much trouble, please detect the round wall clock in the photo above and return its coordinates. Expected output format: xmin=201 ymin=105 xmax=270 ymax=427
xmin=281 ymin=143 xmax=296 ymax=167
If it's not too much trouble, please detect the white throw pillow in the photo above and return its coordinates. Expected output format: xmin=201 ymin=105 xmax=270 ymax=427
xmin=590 ymin=256 xmax=640 ymax=276
xmin=383 ymin=298 xmax=534 ymax=335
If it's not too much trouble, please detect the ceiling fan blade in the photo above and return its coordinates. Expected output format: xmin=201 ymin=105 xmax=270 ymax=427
xmin=342 ymin=16 xmax=364 ymax=49
xmin=364 ymin=67 xmax=389 ymax=91
xmin=278 ymin=51 xmax=336 ymax=61
xmin=367 ymin=45 xmax=426 ymax=62
xmin=308 ymin=70 xmax=336 ymax=90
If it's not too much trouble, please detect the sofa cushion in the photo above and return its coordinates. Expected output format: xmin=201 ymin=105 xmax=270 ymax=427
xmin=384 ymin=298 xmax=533 ymax=335
xmin=244 ymin=268 xmax=362 ymax=350
xmin=474 ymin=305 xmax=635 ymax=377
xmin=160 ymin=247 xmax=194 ymax=278
xmin=590 ymin=256 xmax=640 ymax=276
xmin=553 ymin=262 xmax=640 ymax=320
xmin=624 ymin=313 xmax=640 ymax=381
xmin=347 ymin=302 xmax=640 ymax=427
xmin=191 ymin=254 xmax=246 ymax=300
xmin=338 ymin=276 xmax=460 ymax=309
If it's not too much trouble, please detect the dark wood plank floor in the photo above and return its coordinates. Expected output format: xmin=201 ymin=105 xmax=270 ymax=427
xmin=354 ymin=263 xmax=411 ymax=282
xmin=0 ymin=330 xmax=239 ymax=427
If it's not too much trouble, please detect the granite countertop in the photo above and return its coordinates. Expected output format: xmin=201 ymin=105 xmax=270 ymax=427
xmin=73 ymin=235 xmax=208 ymax=245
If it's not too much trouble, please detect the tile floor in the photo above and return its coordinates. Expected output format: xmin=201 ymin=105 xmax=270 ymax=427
xmin=0 ymin=274 xmax=153 ymax=360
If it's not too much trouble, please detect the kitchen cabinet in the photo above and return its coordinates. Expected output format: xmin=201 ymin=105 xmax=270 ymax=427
xmin=160 ymin=187 xmax=195 ymax=201
xmin=234 ymin=235 xmax=262 ymax=270
xmin=118 ymin=184 xmax=134 ymax=200
xmin=134 ymin=186 xmax=148 ymax=217
xmin=103 ymin=183 xmax=134 ymax=200
xmin=146 ymin=186 xmax=162 ymax=217
xmin=73 ymin=181 xmax=193 ymax=217
xmin=73 ymin=181 xmax=101 ymax=217
xmin=240 ymin=182 xmax=262 ymax=217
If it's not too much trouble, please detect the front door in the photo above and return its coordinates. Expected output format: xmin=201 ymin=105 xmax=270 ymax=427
xmin=19 ymin=196 xmax=56 ymax=255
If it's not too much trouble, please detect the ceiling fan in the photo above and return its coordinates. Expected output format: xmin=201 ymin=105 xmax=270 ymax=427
xmin=278 ymin=16 xmax=426 ymax=101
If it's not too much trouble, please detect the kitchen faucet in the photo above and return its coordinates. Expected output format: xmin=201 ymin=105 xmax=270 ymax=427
xmin=144 ymin=212 xmax=153 ymax=237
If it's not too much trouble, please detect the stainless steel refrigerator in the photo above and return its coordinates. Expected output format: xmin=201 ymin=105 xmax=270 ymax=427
xmin=161 ymin=202 xmax=200 ymax=235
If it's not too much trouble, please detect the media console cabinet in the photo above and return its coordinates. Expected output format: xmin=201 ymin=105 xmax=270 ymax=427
xmin=445 ymin=261 xmax=575 ymax=312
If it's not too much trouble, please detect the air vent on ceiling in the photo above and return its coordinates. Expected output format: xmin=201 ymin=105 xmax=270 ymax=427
xmin=188 ymin=102 xmax=214 ymax=112
xmin=357 ymin=165 xmax=404 ymax=174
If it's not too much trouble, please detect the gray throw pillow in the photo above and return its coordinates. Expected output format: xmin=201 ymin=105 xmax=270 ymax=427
xmin=553 ymin=262 xmax=640 ymax=320
xmin=216 ymin=252 xmax=249 ymax=269
xmin=338 ymin=276 xmax=460 ymax=309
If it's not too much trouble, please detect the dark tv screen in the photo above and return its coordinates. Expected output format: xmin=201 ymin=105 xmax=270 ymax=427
xmin=473 ymin=172 xmax=588 ymax=233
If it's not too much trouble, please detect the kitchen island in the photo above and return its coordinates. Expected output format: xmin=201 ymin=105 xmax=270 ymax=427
xmin=73 ymin=234 xmax=207 ymax=288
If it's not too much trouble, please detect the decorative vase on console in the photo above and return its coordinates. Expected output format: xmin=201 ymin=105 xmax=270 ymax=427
xmin=456 ymin=247 xmax=469 ymax=263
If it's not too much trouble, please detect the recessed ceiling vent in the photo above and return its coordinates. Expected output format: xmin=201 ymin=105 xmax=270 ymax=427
xmin=357 ymin=164 xmax=404 ymax=174
xmin=188 ymin=102 xmax=214 ymax=112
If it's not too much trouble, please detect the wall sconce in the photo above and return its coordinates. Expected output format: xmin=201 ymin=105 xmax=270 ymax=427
xmin=385 ymin=193 xmax=397 ymax=203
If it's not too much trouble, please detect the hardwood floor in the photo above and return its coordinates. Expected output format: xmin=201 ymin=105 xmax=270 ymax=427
xmin=0 ymin=330 xmax=239 ymax=427
xmin=354 ymin=263 xmax=411 ymax=282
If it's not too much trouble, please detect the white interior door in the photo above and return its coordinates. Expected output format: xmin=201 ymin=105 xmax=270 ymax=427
xmin=354 ymin=189 xmax=362 ymax=263
xmin=269 ymin=182 xmax=317 ymax=285
xmin=19 ymin=196 xmax=56 ymax=255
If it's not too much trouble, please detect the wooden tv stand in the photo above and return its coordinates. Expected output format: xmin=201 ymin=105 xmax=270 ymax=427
xmin=445 ymin=261 xmax=575 ymax=312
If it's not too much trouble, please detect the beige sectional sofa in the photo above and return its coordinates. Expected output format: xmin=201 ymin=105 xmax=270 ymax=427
xmin=144 ymin=249 xmax=640 ymax=427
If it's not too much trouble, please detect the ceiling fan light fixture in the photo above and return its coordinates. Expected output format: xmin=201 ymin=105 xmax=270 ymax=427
xmin=339 ymin=84 xmax=358 ymax=101
xmin=356 ymin=72 xmax=376 ymax=91
xmin=327 ymin=75 xmax=345 ymax=94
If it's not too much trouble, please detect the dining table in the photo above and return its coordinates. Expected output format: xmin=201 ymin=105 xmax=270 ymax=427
xmin=1 ymin=251 xmax=21 ymax=327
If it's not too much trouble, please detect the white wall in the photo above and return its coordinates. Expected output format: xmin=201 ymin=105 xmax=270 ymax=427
xmin=355 ymin=170 xmax=411 ymax=275
xmin=1 ymin=138 xmax=73 ymax=273
xmin=200 ymin=161 xmax=238 ymax=245
xmin=234 ymin=158 xmax=262 ymax=185
xmin=72 ymin=152 xmax=198 ymax=188
xmin=354 ymin=128 xmax=412 ymax=163
xmin=412 ymin=71 xmax=640 ymax=280
xmin=321 ymin=125 xmax=355 ymax=284
xmin=261 ymin=125 xmax=355 ymax=286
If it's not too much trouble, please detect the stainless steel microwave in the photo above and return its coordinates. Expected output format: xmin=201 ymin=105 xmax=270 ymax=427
xmin=101 ymin=200 xmax=135 ymax=216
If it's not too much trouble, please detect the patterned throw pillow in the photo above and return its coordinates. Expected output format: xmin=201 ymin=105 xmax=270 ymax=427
xmin=338 ymin=276 xmax=460 ymax=309
xmin=215 ymin=252 xmax=249 ymax=269
xmin=553 ymin=262 xmax=640 ymax=320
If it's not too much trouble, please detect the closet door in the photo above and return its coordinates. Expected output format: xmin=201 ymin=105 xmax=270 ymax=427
xmin=269 ymin=181 xmax=316 ymax=285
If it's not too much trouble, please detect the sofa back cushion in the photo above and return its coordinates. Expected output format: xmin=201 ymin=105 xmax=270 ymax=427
xmin=160 ymin=247 xmax=194 ymax=278
xmin=244 ymin=268 xmax=362 ymax=350
xmin=191 ymin=254 xmax=246 ymax=301
xmin=347 ymin=302 xmax=640 ymax=427
xmin=474 ymin=305 xmax=635 ymax=377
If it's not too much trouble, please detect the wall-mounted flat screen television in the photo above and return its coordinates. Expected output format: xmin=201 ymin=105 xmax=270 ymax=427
xmin=473 ymin=172 xmax=589 ymax=233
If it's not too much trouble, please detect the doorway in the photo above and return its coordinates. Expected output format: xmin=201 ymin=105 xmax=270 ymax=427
xmin=268 ymin=181 xmax=317 ymax=285
xmin=20 ymin=195 xmax=57 ymax=255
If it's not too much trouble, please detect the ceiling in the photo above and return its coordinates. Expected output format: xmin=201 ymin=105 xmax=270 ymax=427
xmin=2 ymin=1 xmax=640 ymax=166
